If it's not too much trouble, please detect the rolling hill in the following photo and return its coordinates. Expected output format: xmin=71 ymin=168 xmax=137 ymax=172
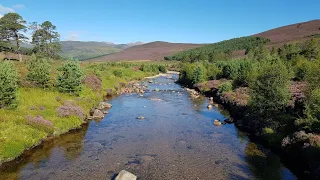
xmin=88 ymin=41 xmax=204 ymax=62
xmin=60 ymin=41 xmax=144 ymax=60
xmin=253 ymin=19 xmax=320 ymax=46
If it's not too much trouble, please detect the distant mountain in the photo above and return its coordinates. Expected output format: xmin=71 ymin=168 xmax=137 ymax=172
xmin=60 ymin=41 xmax=144 ymax=60
xmin=88 ymin=41 xmax=204 ymax=62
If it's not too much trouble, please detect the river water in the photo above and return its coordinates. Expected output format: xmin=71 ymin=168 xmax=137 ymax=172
xmin=0 ymin=75 xmax=297 ymax=180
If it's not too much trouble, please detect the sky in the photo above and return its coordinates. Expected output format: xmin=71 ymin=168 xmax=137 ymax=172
xmin=0 ymin=0 xmax=319 ymax=44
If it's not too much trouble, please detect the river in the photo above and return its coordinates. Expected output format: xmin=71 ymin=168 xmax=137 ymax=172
xmin=0 ymin=74 xmax=297 ymax=180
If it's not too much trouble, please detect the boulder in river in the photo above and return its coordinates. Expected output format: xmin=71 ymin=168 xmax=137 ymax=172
xmin=213 ymin=119 xmax=222 ymax=126
xmin=136 ymin=116 xmax=145 ymax=120
xmin=115 ymin=170 xmax=137 ymax=180
xmin=97 ymin=102 xmax=112 ymax=109
xmin=207 ymin=104 xmax=213 ymax=109
xmin=92 ymin=109 xmax=104 ymax=119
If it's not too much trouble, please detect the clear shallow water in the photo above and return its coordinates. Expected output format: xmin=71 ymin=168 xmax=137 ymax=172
xmin=0 ymin=75 xmax=297 ymax=180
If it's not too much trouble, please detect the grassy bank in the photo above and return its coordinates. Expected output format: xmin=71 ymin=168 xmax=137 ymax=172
xmin=0 ymin=59 xmax=172 ymax=164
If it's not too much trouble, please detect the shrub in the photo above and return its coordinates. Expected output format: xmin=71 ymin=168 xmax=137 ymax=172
xmin=292 ymin=55 xmax=312 ymax=81
xmin=192 ymin=63 xmax=207 ymax=84
xmin=235 ymin=60 xmax=256 ymax=86
xmin=249 ymin=61 xmax=292 ymax=114
xmin=56 ymin=60 xmax=84 ymax=95
xmin=113 ymin=69 xmax=125 ymax=77
xmin=206 ymin=63 xmax=222 ymax=80
xmin=26 ymin=54 xmax=51 ymax=88
xmin=0 ymin=61 xmax=19 ymax=109
xmin=139 ymin=64 xmax=159 ymax=73
xmin=158 ymin=65 xmax=167 ymax=73
xmin=218 ymin=81 xmax=233 ymax=95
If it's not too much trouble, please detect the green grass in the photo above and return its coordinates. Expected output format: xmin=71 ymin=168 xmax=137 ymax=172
xmin=0 ymin=60 xmax=170 ymax=163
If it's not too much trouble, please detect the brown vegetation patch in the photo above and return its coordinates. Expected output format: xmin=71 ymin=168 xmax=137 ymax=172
xmin=56 ymin=100 xmax=85 ymax=120
xmin=220 ymin=87 xmax=250 ymax=107
xmin=26 ymin=115 xmax=54 ymax=128
xmin=253 ymin=20 xmax=320 ymax=47
xmin=83 ymin=75 xmax=102 ymax=91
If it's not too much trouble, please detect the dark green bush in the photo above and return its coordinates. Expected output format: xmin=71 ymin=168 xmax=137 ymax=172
xmin=249 ymin=61 xmax=292 ymax=114
xmin=26 ymin=54 xmax=51 ymax=88
xmin=158 ymin=65 xmax=167 ymax=73
xmin=56 ymin=60 xmax=84 ymax=95
xmin=0 ymin=61 xmax=19 ymax=109
xmin=179 ymin=63 xmax=207 ymax=86
xmin=113 ymin=69 xmax=125 ymax=78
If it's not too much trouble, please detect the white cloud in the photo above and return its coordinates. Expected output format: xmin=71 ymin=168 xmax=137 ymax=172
xmin=66 ymin=32 xmax=79 ymax=41
xmin=0 ymin=4 xmax=15 ymax=14
xmin=12 ymin=4 xmax=25 ymax=9
xmin=0 ymin=14 xmax=3 ymax=18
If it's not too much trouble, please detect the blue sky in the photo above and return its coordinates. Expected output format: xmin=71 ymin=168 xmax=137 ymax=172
xmin=0 ymin=0 xmax=319 ymax=44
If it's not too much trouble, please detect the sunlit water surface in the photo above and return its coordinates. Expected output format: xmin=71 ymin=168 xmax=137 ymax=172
xmin=0 ymin=75 xmax=297 ymax=180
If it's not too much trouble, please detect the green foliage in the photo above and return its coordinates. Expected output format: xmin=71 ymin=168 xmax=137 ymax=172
xmin=56 ymin=60 xmax=84 ymax=95
xmin=218 ymin=81 xmax=233 ymax=95
xmin=179 ymin=63 xmax=207 ymax=86
xmin=249 ymin=61 xmax=292 ymax=114
xmin=301 ymin=38 xmax=320 ymax=60
xmin=26 ymin=54 xmax=51 ymax=88
xmin=113 ymin=69 xmax=125 ymax=78
xmin=30 ymin=21 xmax=61 ymax=59
xmin=206 ymin=63 xmax=222 ymax=80
xmin=247 ymin=45 xmax=272 ymax=61
xmin=292 ymin=55 xmax=312 ymax=81
xmin=0 ymin=61 xmax=19 ymax=109
xmin=158 ymin=65 xmax=167 ymax=73
xmin=278 ymin=43 xmax=301 ymax=61
xmin=166 ymin=36 xmax=270 ymax=62
xmin=139 ymin=64 xmax=167 ymax=73
xmin=0 ymin=13 xmax=27 ymax=61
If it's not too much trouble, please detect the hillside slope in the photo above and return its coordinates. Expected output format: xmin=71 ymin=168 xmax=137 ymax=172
xmin=60 ymin=41 xmax=144 ymax=60
xmin=253 ymin=19 xmax=320 ymax=46
xmin=89 ymin=41 xmax=204 ymax=61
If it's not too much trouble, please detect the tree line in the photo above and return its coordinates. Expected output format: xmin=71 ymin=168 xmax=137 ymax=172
xmin=0 ymin=12 xmax=61 ymax=61
xmin=165 ymin=36 xmax=270 ymax=62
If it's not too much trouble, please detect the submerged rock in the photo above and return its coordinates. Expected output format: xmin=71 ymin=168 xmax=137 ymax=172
xmin=115 ymin=170 xmax=137 ymax=180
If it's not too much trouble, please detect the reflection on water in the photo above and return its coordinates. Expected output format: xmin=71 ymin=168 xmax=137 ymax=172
xmin=0 ymin=75 xmax=297 ymax=180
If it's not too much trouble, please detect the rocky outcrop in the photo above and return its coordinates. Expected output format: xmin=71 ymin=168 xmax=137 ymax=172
xmin=97 ymin=102 xmax=112 ymax=110
xmin=115 ymin=170 xmax=137 ymax=180
xmin=185 ymin=88 xmax=201 ymax=99
xmin=92 ymin=109 xmax=104 ymax=119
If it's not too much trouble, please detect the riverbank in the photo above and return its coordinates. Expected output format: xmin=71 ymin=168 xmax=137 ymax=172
xmin=0 ymin=61 xmax=167 ymax=165
xmin=188 ymin=79 xmax=320 ymax=179
xmin=0 ymin=74 xmax=297 ymax=180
